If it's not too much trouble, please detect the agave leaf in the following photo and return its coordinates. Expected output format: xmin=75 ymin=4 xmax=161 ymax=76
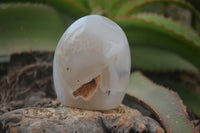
xmin=113 ymin=0 xmax=161 ymax=16
xmin=43 ymin=0 xmax=89 ymax=17
xmin=108 ymin=0 xmax=129 ymax=11
xmin=73 ymin=0 xmax=91 ymax=10
xmin=132 ymin=46 xmax=198 ymax=72
xmin=0 ymin=3 xmax=66 ymax=55
xmin=116 ymin=13 xmax=200 ymax=71
xmin=1 ymin=0 xmax=88 ymax=18
xmin=143 ymin=72 xmax=200 ymax=117
xmin=114 ymin=0 xmax=200 ymax=20
xmin=91 ymin=0 xmax=105 ymax=8
xmin=98 ymin=0 xmax=130 ymax=16
xmin=114 ymin=0 xmax=200 ymax=32
xmin=127 ymin=72 xmax=197 ymax=133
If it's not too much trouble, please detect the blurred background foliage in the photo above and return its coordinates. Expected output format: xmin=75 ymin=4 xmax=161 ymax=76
xmin=0 ymin=0 xmax=200 ymax=131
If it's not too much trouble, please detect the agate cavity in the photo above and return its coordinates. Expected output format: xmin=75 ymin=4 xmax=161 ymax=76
xmin=53 ymin=15 xmax=131 ymax=110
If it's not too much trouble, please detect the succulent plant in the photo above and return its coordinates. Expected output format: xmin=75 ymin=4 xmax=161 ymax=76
xmin=1 ymin=0 xmax=200 ymax=132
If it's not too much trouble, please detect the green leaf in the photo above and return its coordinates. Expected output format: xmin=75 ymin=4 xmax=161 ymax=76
xmin=116 ymin=13 xmax=200 ymax=71
xmin=114 ymin=0 xmax=200 ymax=21
xmin=114 ymin=0 xmax=200 ymax=32
xmin=1 ymin=0 xmax=88 ymax=18
xmin=132 ymin=46 xmax=198 ymax=72
xmin=127 ymin=72 xmax=197 ymax=133
xmin=43 ymin=0 xmax=89 ymax=17
xmin=113 ymin=0 xmax=161 ymax=16
xmin=0 ymin=3 xmax=66 ymax=55
xmin=143 ymin=72 xmax=200 ymax=117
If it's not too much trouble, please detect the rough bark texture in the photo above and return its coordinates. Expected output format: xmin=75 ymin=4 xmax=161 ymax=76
xmin=0 ymin=104 xmax=164 ymax=133
xmin=0 ymin=51 xmax=164 ymax=133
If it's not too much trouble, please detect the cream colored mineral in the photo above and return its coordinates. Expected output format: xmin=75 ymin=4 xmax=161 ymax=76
xmin=53 ymin=15 xmax=131 ymax=110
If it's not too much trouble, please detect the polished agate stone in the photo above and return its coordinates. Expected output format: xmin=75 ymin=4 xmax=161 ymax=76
xmin=53 ymin=15 xmax=131 ymax=110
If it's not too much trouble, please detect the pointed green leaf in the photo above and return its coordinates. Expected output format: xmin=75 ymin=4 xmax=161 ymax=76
xmin=114 ymin=0 xmax=200 ymax=21
xmin=132 ymin=46 xmax=198 ymax=72
xmin=0 ymin=3 xmax=66 ymax=55
xmin=143 ymin=72 xmax=200 ymax=117
xmin=1 ymin=0 xmax=89 ymax=18
xmin=114 ymin=0 xmax=200 ymax=32
xmin=108 ymin=0 xmax=130 ymax=11
xmin=127 ymin=72 xmax=197 ymax=133
xmin=116 ymin=14 xmax=200 ymax=70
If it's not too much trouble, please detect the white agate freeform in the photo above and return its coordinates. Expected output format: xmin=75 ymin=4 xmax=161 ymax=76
xmin=53 ymin=15 xmax=131 ymax=110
